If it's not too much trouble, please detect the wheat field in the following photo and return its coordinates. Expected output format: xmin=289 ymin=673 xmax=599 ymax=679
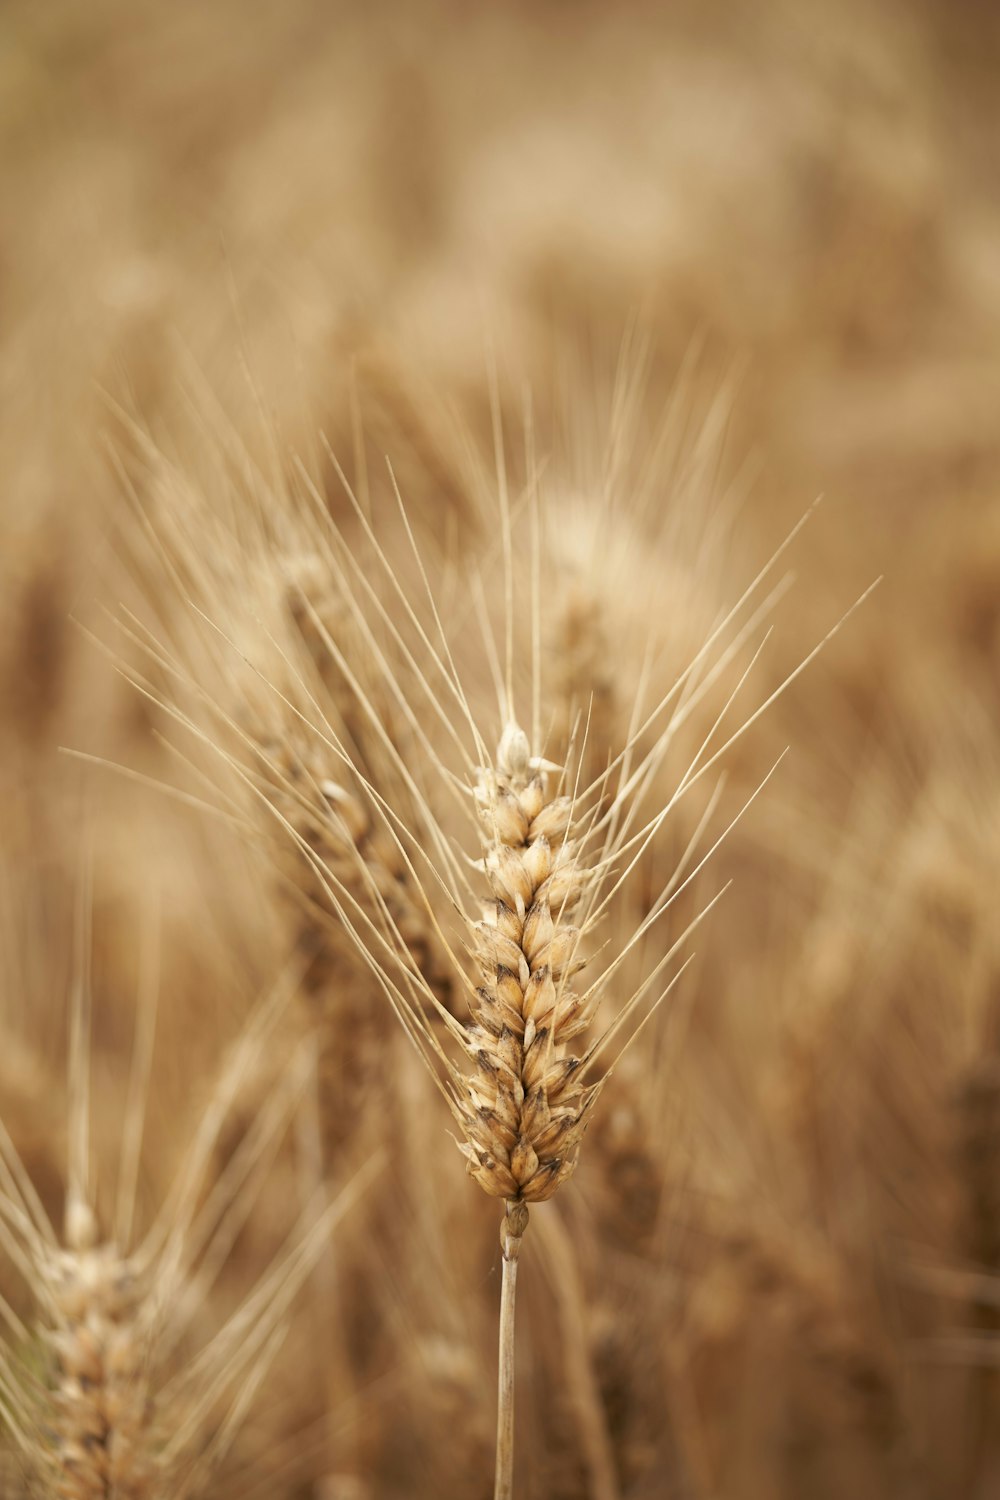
xmin=2 ymin=3 xmax=1000 ymax=1497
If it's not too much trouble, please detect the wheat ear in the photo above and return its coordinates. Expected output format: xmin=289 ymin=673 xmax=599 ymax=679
xmin=44 ymin=1196 xmax=151 ymax=1500
xmin=457 ymin=721 xmax=596 ymax=1498
xmin=0 ymin=908 xmax=379 ymax=1500
xmin=459 ymin=721 xmax=596 ymax=1205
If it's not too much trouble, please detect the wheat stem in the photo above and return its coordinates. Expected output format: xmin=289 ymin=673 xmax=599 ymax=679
xmin=495 ymin=1201 xmax=529 ymax=1500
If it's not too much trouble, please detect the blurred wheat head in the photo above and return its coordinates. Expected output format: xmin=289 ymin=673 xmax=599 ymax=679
xmin=0 ymin=853 xmax=377 ymax=1500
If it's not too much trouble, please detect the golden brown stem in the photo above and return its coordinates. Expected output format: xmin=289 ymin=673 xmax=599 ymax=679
xmin=495 ymin=1201 xmax=529 ymax=1500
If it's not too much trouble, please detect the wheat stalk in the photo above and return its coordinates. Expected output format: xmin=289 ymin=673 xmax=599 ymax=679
xmin=461 ymin=719 xmax=597 ymax=1492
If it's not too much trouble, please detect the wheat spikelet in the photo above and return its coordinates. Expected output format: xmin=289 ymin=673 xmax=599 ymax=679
xmin=457 ymin=720 xmax=596 ymax=1207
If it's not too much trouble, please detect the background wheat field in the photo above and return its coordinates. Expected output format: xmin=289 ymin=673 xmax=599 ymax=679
xmin=2 ymin=3 xmax=1000 ymax=1498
